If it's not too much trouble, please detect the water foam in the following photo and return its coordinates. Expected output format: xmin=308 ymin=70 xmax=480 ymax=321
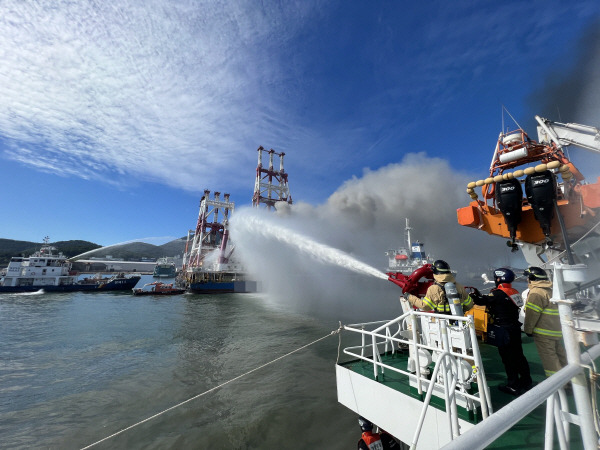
xmin=235 ymin=214 xmax=388 ymax=280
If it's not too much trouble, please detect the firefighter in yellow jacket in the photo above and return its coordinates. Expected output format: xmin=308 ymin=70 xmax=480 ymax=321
xmin=404 ymin=260 xmax=473 ymax=314
xmin=523 ymin=266 xmax=567 ymax=377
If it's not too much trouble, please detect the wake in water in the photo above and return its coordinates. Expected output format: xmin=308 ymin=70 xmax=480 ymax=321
xmin=233 ymin=213 xmax=388 ymax=280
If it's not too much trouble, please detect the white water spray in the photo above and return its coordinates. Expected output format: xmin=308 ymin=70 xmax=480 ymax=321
xmin=70 ymin=236 xmax=175 ymax=260
xmin=235 ymin=214 xmax=388 ymax=280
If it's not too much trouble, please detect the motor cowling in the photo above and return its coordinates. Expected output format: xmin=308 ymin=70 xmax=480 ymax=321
xmin=525 ymin=170 xmax=557 ymax=241
xmin=495 ymin=178 xmax=523 ymax=246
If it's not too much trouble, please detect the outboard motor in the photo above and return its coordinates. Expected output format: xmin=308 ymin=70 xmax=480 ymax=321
xmin=495 ymin=178 xmax=523 ymax=252
xmin=525 ymin=170 xmax=557 ymax=246
xmin=444 ymin=282 xmax=463 ymax=316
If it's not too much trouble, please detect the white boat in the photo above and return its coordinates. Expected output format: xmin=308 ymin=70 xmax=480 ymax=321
xmin=336 ymin=115 xmax=600 ymax=449
xmin=385 ymin=219 xmax=434 ymax=274
xmin=0 ymin=237 xmax=140 ymax=293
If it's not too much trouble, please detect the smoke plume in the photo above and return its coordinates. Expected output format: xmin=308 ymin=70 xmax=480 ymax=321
xmin=231 ymin=153 xmax=517 ymax=323
xmin=527 ymin=18 xmax=600 ymax=177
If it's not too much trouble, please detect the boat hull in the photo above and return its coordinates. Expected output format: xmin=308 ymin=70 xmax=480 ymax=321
xmin=0 ymin=276 xmax=141 ymax=293
xmin=188 ymin=280 xmax=257 ymax=294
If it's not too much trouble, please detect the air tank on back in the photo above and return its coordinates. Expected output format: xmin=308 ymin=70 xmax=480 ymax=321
xmin=525 ymin=170 xmax=557 ymax=246
xmin=495 ymin=177 xmax=523 ymax=251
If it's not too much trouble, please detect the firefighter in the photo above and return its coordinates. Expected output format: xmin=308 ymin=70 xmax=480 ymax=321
xmin=471 ymin=268 xmax=533 ymax=395
xmin=403 ymin=260 xmax=473 ymax=314
xmin=523 ymin=266 xmax=567 ymax=377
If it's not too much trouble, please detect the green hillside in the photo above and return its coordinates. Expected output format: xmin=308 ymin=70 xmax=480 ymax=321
xmin=0 ymin=239 xmax=102 ymax=266
xmin=0 ymin=238 xmax=188 ymax=266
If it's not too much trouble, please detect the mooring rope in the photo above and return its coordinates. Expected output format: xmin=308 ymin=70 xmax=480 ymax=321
xmin=81 ymin=326 xmax=342 ymax=449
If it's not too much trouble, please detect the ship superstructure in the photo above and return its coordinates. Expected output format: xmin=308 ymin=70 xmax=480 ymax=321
xmin=179 ymin=190 xmax=256 ymax=293
xmin=252 ymin=146 xmax=292 ymax=209
xmin=153 ymin=257 xmax=176 ymax=278
xmin=385 ymin=219 xmax=434 ymax=274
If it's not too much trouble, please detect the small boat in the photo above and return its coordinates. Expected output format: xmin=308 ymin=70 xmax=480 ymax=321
xmin=132 ymin=281 xmax=185 ymax=296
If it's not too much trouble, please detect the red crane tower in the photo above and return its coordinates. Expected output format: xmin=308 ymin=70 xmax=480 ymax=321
xmin=252 ymin=146 xmax=292 ymax=209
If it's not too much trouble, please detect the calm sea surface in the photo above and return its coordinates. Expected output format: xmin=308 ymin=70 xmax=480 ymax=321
xmin=0 ymin=276 xmax=359 ymax=449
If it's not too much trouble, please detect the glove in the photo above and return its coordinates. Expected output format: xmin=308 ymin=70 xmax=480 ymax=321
xmin=471 ymin=288 xmax=481 ymax=297
xmin=403 ymin=292 xmax=411 ymax=300
xmin=525 ymin=333 xmax=533 ymax=337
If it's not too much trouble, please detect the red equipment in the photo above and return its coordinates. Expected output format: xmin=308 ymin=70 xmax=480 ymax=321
xmin=387 ymin=263 xmax=435 ymax=298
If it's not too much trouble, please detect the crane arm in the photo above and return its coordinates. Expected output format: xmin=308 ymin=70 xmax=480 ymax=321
xmin=536 ymin=115 xmax=600 ymax=154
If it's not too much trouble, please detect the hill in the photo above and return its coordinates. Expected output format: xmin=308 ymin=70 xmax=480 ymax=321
xmin=82 ymin=238 xmax=187 ymax=260
xmin=0 ymin=238 xmax=188 ymax=266
xmin=0 ymin=239 xmax=102 ymax=265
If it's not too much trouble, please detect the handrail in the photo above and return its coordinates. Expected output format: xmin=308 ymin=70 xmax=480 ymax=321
xmin=441 ymin=342 xmax=600 ymax=450
xmin=341 ymin=310 xmax=490 ymax=447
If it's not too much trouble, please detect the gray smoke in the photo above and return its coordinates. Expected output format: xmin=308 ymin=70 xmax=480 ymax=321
xmin=231 ymin=153 xmax=518 ymax=323
xmin=527 ymin=19 xmax=600 ymax=178
xmin=529 ymin=19 xmax=600 ymax=127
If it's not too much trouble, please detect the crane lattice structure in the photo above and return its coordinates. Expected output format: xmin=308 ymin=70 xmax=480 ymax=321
xmin=252 ymin=146 xmax=292 ymax=209
xmin=183 ymin=190 xmax=234 ymax=271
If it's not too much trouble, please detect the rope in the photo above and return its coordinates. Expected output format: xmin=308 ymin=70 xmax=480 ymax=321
xmin=81 ymin=327 xmax=342 ymax=450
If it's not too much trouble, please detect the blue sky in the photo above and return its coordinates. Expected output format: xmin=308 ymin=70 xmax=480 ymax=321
xmin=1 ymin=1 xmax=599 ymax=247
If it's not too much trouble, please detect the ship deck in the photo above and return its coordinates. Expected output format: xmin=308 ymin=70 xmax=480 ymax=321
xmin=338 ymin=335 xmax=586 ymax=448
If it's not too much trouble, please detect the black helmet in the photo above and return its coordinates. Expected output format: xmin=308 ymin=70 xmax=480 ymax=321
xmin=493 ymin=268 xmax=515 ymax=285
xmin=524 ymin=266 xmax=549 ymax=281
xmin=358 ymin=416 xmax=373 ymax=432
xmin=432 ymin=260 xmax=451 ymax=275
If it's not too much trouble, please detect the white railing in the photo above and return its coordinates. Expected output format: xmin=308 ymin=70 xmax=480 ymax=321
xmin=342 ymin=310 xmax=492 ymax=446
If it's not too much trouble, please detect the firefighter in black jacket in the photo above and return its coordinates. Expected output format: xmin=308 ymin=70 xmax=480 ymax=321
xmin=471 ymin=268 xmax=533 ymax=396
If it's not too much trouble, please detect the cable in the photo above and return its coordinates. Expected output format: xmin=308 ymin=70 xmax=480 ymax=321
xmin=81 ymin=328 xmax=341 ymax=449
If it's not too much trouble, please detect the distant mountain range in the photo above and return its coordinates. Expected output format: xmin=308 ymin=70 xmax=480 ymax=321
xmin=0 ymin=238 xmax=188 ymax=265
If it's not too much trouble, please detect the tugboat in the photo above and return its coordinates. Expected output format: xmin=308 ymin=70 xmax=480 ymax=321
xmin=132 ymin=281 xmax=185 ymax=296
xmin=0 ymin=238 xmax=141 ymax=293
xmin=178 ymin=190 xmax=257 ymax=294
xmin=335 ymin=115 xmax=600 ymax=448
xmin=385 ymin=218 xmax=434 ymax=274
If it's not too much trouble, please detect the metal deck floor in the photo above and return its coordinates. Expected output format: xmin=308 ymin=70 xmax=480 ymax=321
xmin=339 ymin=336 xmax=586 ymax=448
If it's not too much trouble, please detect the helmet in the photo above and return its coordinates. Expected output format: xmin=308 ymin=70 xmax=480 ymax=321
xmin=524 ymin=266 xmax=549 ymax=281
xmin=432 ymin=260 xmax=451 ymax=275
xmin=493 ymin=268 xmax=515 ymax=285
xmin=358 ymin=416 xmax=373 ymax=432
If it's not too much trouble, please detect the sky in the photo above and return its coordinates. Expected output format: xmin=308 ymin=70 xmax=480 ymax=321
xmin=1 ymin=1 xmax=600 ymax=276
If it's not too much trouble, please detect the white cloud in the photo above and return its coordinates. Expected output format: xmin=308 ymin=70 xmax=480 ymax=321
xmin=0 ymin=0 xmax=316 ymax=191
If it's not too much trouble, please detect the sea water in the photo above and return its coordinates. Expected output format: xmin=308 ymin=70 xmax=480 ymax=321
xmin=0 ymin=277 xmax=359 ymax=449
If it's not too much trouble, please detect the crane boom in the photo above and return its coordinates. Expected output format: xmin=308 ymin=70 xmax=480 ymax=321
xmin=535 ymin=115 xmax=600 ymax=154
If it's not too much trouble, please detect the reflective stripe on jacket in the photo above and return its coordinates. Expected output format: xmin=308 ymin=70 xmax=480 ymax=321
xmin=407 ymin=273 xmax=473 ymax=313
xmin=523 ymin=279 xmax=562 ymax=339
